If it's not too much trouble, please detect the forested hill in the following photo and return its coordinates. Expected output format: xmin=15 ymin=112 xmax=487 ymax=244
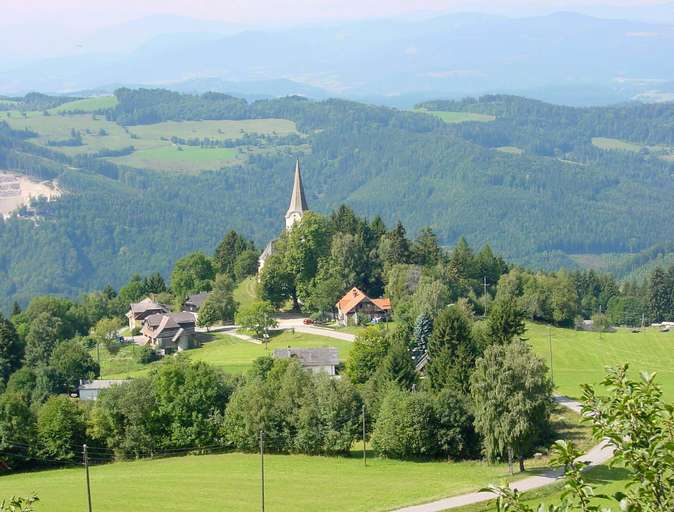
xmin=1 ymin=90 xmax=674 ymax=311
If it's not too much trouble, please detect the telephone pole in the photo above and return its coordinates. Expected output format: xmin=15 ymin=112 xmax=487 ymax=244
xmin=362 ymin=404 xmax=367 ymax=467
xmin=83 ymin=444 xmax=93 ymax=512
xmin=259 ymin=430 xmax=265 ymax=512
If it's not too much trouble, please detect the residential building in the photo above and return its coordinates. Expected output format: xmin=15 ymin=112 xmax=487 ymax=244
xmin=126 ymin=297 xmax=169 ymax=330
xmin=258 ymin=159 xmax=309 ymax=273
xmin=273 ymin=347 xmax=339 ymax=376
xmin=335 ymin=287 xmax=392 ymax=326
xmin=78 ymin=379 xmax=130 ymax=401
xmin=142 ymin=312 xmax=197 ymax=354
xmin=182 ymin=291 xmax=210 ymax=313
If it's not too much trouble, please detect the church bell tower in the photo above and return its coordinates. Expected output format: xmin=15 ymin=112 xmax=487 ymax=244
xmin=285 ymin=159 xmax=309 ymax=230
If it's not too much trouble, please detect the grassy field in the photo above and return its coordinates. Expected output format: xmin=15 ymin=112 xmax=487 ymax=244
xmin=102 ymin=330 xmax=353 ymax=379
xmin=417 ymin=109 xmax=496 ymax=124
xmin=526 ymin=323 xmax=674 ymax=401
xmin=50 ymin=96 xmax=119 ymax=113
xmin=592 ymin=137 xmax=674 ymax=161
xmin=0 ymin=406 xmax=592 ymax=512
xmin=495 ymin=146 xmax=524 ymax=155
xmin=4 ymin=112 xmax=299 ymax=172
xmin=233 ymin=277 xmax=258 ymax=310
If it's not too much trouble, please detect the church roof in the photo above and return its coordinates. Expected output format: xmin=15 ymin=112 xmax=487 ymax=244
xmin=286 ymin=159 xmax=308 ymax=216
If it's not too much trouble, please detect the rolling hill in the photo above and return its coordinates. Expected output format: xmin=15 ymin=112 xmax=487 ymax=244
xmin=1 ymin=90 xmax=674 ymax=310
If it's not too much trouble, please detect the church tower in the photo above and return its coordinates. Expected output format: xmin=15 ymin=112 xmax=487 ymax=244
xmin=285 ymin=159 xmax=309 ymax=230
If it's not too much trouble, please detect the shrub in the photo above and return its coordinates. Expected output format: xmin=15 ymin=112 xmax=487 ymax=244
xmin=136 ymin=346 xmax=158 ymax=364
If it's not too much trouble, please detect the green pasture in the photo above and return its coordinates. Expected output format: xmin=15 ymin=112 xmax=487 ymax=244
xmin=4 ymin=112 xmax=299 ymax=172
xmin=526 ymin=323 xmax=674 ymax=401
xmin=417 ymin=109 xmax=496 ymax=123
xmin=592 ymin=137 xmax=674 ymax=161
xmin=233 ymin=277 xmax=258 ymax=310
xmin=0 ymin=406 xmax=591 ymax=512
xmin=50 ymin=96 xmax=118 ymax=113
xmin=102 ymin=330 xmax=353 ymax=379
xmin=495 ymin=146 xmax=523 ymax=155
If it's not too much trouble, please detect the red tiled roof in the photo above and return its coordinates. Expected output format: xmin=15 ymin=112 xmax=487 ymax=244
xmin=336 ymin=287 xmax=391 ymax=314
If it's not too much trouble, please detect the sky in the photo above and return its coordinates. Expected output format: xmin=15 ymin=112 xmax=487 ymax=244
xmin=1 ymin=0 xmax=672 ymax=62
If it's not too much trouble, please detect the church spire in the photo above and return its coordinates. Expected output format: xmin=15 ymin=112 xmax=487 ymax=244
xmin=285 ymin=159 xmax=309 ymax=230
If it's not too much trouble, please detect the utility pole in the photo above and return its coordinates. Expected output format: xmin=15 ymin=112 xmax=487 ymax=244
xmin=259 ymin=430 xmax=265 ymax=512
xmin=96 ymin=342 xmax=100 ymax=368
xmin=83 ymin=444 xmax=93 ymax=512
xmin=362 ymin=404 xmax=367 ymax=467
xmin=548 ymin=325 xmax=554 ymax=383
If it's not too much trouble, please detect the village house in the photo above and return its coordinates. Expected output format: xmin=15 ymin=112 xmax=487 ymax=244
xmin=142 ymin=312 xmax=197 ymax=354
xmin=335 ymin=287 xmax=392 ymax=326
xmin=182 ymin=291 xmax=210 ymax=313
xmin=273 ymin=347 xmax=339 ymax=376
xmin=126 ymin=297 xmax=169 ymax=330
xmin=78 ymin=379 xmax=131 ymax=401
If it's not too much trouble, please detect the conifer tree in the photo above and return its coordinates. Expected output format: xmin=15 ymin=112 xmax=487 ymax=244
xmin=412 ymin=313 xmax=433 ymax=361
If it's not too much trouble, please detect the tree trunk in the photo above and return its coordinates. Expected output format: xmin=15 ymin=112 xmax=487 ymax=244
xmin=519 ymin=452 xmax=525 ymax=472
xmin=507 ymin=446 xmax=514 ymax=475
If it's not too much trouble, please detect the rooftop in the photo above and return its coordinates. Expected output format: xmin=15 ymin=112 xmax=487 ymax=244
xmin=273 ymin=347 xmax=339 ymax=367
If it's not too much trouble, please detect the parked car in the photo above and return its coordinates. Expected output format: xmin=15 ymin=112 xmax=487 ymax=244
xmin=303 ymin=318 xmax=314 ymax=325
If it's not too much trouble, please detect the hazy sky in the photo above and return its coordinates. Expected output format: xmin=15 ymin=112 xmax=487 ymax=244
xmin=3 ymin=0 xmax=670 ymax=26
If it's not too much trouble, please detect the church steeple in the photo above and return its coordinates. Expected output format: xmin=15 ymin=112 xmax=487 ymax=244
xmin=285 ymin=159 xmax=308 ymax=230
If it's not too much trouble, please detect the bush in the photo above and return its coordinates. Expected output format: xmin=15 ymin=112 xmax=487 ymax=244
xmin=136 ymin=346 xmax=159 ymax=364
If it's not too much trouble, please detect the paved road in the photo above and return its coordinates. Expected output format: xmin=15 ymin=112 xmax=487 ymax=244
xmin=393 ymin=397 xmax=614 ymax=512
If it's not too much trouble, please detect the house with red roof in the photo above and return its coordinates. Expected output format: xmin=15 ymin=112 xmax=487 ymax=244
xmin=335 ymin=287 xmax=392 ymax=326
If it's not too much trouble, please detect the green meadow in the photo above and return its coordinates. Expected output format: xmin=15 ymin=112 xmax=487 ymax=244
xmin=101 ymin=330 xmax=353 ymax=379
xmin=526 ymin=323 xmax=674 ymax=401
xmin=592 ymin=137 xmax=674 ymax=161
xmin=4 ymin=111 xmax=299 ymax=172
xmin=0 ymin=406 xmax=590 ymax=512
xmin=417 ymin=109 xmax=496 ymax=123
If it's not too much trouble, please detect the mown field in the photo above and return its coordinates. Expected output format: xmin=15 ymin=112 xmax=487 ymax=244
xmin=3 ymin=109 xmax=300 ymax=172
xmin=418 ymin=109 xmax=496 ymax=123
xmin=0 ymin=405 xmax=591 ymax=512
xmin=526 ymin=323 xmax=674 ymax=401
xmin=592 ymin=136 xmax=674 ymax=161
xmin=101 ymin=330 xmax=353 ymax=379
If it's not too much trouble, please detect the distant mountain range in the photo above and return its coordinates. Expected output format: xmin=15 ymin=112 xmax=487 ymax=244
xmin=2 ymin=12 xmax=674 ymax=107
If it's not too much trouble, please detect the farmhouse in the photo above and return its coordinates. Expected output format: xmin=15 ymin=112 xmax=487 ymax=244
xmin=336 ymin=287 xmax=392 ymax=326
xmin=258 ymin=159 xmax=309 ymax=273
xmin=182 ymin=291 xmax=210 ymax=313
xmin=273 ymin=347 xmax=339 ymax=376
xmin=142 ymin=312 xmax=197 ymax=354
xmin=126 ymin=297 xmax=169 ymax=330
xmin=78 ymin=379 xmax=130 ymax=401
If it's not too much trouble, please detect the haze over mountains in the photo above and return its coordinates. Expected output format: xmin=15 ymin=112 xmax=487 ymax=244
xmin=3 ymin=11 xmax=674 ymax=106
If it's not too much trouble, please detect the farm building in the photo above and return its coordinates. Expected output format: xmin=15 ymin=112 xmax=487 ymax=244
xmin=336 ymin=287 xmax=391 ymax=326
xmin=142 ymin=312 xmax=197 ymax=354
xmin=182 ymin=291 xmax=210 ymax=313
xmin=273 ymin=347 xmax=339 ymax=376
xmin=126 ymin=297 xmax=169 ymax=330
xmin=78 ymin=379 xmax=131 ymax=401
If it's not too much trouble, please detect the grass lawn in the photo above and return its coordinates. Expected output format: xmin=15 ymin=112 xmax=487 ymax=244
xmin=102 ymin=330 xmax=353 ymax=379
xmin=109 ymin=145 xmax=238 ymax=172
xmin=417 ymin=109 xmax=496 ymax=123
xmin=526 ymin=323 xmax=674 ymax=401
xmin=495 ymin=146 xmax=523 ymax=155
xmin=233 ymin=277 xmax=258 ymax=310
xmin=50 ymin=96 xmax=118 ymax=113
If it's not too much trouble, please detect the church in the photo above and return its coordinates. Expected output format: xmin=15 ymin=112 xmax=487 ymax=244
xmin=258 ymin=159 xmax=309 ymax=272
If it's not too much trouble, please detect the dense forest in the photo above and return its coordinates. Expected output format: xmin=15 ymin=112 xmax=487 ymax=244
xmin=2 ymin=89 xmax=674 ymax=311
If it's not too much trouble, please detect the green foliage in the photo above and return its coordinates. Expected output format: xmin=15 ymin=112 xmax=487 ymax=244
xmin=235 ymin=301 xmax=277 ymax=339
xmin=344 ymin=327 xmax=391 ymax=385
xmin=197 ymin=274 xmax=238 ymax=328
xmin=0 ymin=495 xmax=39 ymax=512
xmin=0 ymin=393 xmax=37 ymax=469
xmin=470 ymin=341 xmax=554 ymax=470
xmin=23 ymin=313 xmax=63 ymax=367
xmin=36 ymin=396 xmax=87 ymax=462
xmin=213 ymin=230 xmax=256 ymax=278
xmin=377 ymin=336 xmax=417 ymax=390
xmin=171 ymin=252 xmax=215 ymax=300
xmin=412 ymin=313 xmax=432 ymax=361
xmin=233 ymin=250 xmax=259 ymax=282
xmin=371 ymin=389 xmax=437 ymax=459
xmin=486 ymin=296 xmax=526 ymax=345
xmin=0 ymin=314 xmax=22 ymax=382
xmin=48 ymin=339 xmax=100 ymax=391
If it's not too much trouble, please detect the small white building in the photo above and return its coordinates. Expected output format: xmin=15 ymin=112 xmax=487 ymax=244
xmin=78 ymin=379 xmax=131 ymax=401
xmin=273 ymin=347 xmax=339 ymax=376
